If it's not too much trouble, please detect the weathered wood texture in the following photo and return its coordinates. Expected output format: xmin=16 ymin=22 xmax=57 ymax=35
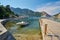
xmin=39 ymin=18 xmax=60 ymax=40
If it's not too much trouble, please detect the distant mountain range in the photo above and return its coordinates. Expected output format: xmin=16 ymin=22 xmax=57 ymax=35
xmin=10 ymin=7 xmax=51 ymax=17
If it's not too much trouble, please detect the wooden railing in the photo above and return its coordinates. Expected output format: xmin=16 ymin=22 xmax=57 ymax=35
xmin=39 ymin=18 xmax=60 ymax=40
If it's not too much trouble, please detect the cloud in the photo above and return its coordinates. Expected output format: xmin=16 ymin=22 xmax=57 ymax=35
xmin=35 ymin=1 xmax=60 ymax=15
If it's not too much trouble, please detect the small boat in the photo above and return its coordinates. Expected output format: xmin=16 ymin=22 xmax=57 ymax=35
xmin=16 ymin=21 xmax=29 ymax=26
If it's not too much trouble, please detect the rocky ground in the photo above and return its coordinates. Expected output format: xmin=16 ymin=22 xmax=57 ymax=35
xmin=13 ymin=34 xmax=42 ymax=40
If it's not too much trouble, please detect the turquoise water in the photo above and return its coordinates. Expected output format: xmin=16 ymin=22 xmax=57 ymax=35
xmin=5 ymin=17 xmax=41 ymax=34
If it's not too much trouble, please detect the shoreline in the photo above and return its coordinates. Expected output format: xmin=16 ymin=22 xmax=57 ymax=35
xmin=13 ymin=34 xmax=42 ymax=40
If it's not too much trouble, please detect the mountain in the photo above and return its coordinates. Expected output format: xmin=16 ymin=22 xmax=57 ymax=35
xmin=10 ymin=7 xmax=42 ymax=17
xmin=53 ymin=13 xmax=60 ymax=18
xmin=40 ymin=11 xmax=51 ymax=17
xmin=10 ymin=7 xmax=51 ymax=17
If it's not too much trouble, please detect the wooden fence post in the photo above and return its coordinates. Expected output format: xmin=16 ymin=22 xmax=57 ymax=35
xmin=44 ymin=24 xmax=47 ymax=35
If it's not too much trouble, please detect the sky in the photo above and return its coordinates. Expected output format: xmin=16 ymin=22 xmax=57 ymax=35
xmin=0 ymin=0 xmax=60 ymax=15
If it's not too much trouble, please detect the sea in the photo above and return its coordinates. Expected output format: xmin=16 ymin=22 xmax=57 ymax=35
xmin=5 ymin=17 xmax=41 ymax=34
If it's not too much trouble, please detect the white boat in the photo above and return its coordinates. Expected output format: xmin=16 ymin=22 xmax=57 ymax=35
xmin=16 ymin=21 xmax=29 ymax=25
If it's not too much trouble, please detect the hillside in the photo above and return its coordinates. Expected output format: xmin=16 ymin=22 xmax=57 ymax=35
xmin=53 ymin=13 xmax=60 ymax=18
xmin=0 ymin=5 xmax=51 ymax=19
xmin=40 ymin=11 xmax=51 ymax=17
xmin=11 ymin=7 xmax=51 ymax=17
xmin=0 ymin=5 xmax=16 ymax=19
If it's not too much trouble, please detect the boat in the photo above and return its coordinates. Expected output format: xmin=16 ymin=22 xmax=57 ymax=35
xmin=16 ymin=21 xmax=29 ymax=26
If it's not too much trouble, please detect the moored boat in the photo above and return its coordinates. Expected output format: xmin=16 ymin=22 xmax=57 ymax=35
xmin=16 ymin=21 xmax=29 ymax=26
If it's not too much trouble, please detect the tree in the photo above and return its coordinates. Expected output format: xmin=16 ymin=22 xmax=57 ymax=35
xmin=0 ymin=5 xmax=16 ymax=19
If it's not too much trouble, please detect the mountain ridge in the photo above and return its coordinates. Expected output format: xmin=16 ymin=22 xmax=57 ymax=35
xmin=10 ymin=7 xmax=51 ymax=17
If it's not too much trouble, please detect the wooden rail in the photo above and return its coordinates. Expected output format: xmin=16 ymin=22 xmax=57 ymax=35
xmin=39 ymin=18 xmax=60 ymax=40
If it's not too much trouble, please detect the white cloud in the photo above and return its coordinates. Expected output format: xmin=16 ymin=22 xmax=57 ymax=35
xmin=35 ymin=1 xmax=60 ymax=15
